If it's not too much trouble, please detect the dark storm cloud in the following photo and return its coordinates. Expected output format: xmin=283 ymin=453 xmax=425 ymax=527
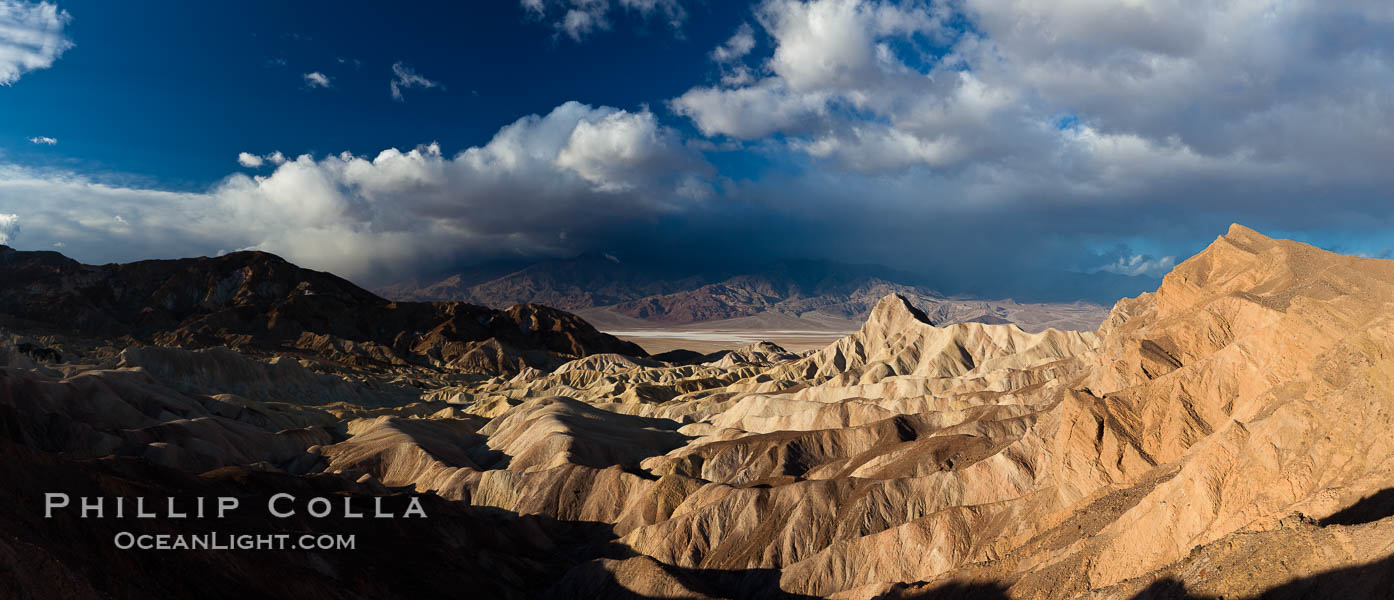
xmin=3 ymin=0 xmax=1394 ymax=301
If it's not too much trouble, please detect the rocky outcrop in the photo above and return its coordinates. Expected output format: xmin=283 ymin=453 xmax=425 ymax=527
xmin=416 ymin=226 xmax=1394 ymax=597
xmin=4 ymin=225 xmax=1394 ymax=599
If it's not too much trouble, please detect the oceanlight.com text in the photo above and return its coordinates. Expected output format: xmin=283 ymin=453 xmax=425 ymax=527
xmin=113 ymin=532 xmax=356 ymax=551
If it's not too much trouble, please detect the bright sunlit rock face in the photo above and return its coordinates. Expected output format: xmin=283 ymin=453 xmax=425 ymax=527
xmin=6 ymin=226 xmax=1394 ymax=597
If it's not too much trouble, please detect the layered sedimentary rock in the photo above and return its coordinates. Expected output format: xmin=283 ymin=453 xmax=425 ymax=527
xmin=4 ymin=225 xmax=1394 ymax=599
xmin=440 ymin=225 xmax=1394 ymax=597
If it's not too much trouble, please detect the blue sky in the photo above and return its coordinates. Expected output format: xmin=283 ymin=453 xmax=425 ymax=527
xmin=0 ymin=1 xmax=745 ymax=187
xmin=1 ymin=0 xmax=1393 ymax=299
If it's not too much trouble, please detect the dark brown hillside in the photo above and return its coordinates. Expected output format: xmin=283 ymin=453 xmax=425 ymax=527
xmin=0 ymin=245 xmax=643 ymax=374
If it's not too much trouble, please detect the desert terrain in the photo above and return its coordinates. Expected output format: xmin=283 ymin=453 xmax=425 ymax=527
xmin=3 ymin=225 xmax=1394 ymax=598
xmin=380 ymin=257 xmax=1119 ymax=341
xmin=601 ymin=327 xmax=852 ymax=354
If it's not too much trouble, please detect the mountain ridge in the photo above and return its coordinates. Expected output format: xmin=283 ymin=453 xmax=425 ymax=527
xmin=0 ymin=244 xmax=644 ymax=375
xmin=377 ymin=256 xmax=1127 ymax=332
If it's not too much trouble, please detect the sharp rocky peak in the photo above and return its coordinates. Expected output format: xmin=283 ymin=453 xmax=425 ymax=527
xmin=865 ymin=293 xmax=935 ymax=329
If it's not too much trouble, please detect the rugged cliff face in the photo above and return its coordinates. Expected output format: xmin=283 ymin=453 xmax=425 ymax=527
xmin=3 ymin=225 xmax=1394 ymax=599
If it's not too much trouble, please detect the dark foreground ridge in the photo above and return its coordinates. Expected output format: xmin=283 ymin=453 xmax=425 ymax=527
xmin=0 ymin=245 xmax=644 ymax=374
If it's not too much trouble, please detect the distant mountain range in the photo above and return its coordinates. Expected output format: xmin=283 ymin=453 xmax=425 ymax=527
xmin=375 ymin=255 xmax=1157 ymax=332
xmin=376 ymin=253 xmax=713 ymax=311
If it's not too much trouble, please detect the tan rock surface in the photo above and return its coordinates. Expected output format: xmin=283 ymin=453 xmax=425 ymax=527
xmin=5 ymin=225 xmax=1394 ymax=599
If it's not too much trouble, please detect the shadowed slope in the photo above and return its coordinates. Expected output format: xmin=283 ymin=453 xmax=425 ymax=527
xmin=0 ymin=245 xmax=644 ymax=374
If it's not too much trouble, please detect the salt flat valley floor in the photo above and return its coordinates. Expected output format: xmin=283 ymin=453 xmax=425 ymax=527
xmin=604 ymin=328 xmax=855 ymax=353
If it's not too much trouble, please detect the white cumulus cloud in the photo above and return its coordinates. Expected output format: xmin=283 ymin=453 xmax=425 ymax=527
xmin=4 ymin=0 xmax=1394 ymax=298
xmin=27 ymin=135 xmax=56 ymax=145
xmin=672 ymin=0 xmax=1394 ymax=180
xmin=302 ymin=71 xmax=330 ymax=88
xmin=237 ymin=152 xmax=290 ymax=168
xmin=0 ymin=0 xmax=73 ymax=86
xmin=554 ymin=108 xmax=708 ymax=192
xmin=0 ymin=102 xmax=712 ymax=282
xmin=0 ymin=212 xmax=17 ymax=244
xmin=237 ymin=152 xmax=264 ymax=168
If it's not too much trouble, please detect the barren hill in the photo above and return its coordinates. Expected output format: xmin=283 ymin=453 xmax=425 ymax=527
xmin=3 ymin=225 xmax=1394 ymax=598
xmin=0 ymin=245 xmax=643 ymax=374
